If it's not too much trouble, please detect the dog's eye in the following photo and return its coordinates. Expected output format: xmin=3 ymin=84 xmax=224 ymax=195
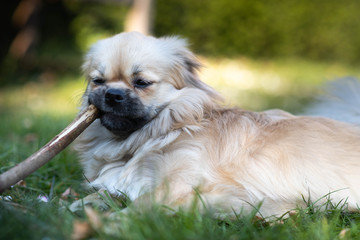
xmin=92 ymin=78 xmax=106 ymax=85
xmin=133 ymin=78 xmax=152 ymax=89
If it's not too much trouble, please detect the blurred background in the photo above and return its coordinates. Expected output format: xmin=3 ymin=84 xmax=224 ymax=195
xmin=1 ymin=0 xmax=360 ymax=211
xmin=2 ymin=0 xmax=360 ymax=114
xmin=1 ymin=0 xmax=360 ymax=144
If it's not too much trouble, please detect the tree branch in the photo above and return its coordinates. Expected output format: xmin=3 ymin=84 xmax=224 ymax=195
xmin=0 ymin=105 xmax=99 ymax=193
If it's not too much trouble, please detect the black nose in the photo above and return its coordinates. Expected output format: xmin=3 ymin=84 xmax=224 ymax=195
xmin=105 ymin=88 xmax=126 ymax=106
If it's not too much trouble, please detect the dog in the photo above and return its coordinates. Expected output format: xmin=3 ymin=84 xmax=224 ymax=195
xmin=73 ymin=32 xmax=360 ymax=218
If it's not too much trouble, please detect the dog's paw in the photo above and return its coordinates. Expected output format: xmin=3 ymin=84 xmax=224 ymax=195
xmin=67 ymin=189 xmax=111 ymax=213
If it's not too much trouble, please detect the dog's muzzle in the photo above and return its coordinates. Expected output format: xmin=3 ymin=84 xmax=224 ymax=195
xmin=88 ymin=87 xmax=151 ymax=137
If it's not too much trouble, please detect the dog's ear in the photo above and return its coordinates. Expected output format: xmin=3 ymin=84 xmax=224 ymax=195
xmin=160 ymin=36 xmax=222 ymax=101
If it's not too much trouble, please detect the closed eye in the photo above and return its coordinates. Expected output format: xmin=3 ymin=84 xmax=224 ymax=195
xmin=92 ymin=78 xmax=106 ymax=85
xmin=133 ymin=78 xmax=153 ymax=89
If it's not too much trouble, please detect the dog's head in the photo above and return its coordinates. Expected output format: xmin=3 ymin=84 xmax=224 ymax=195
xmin=82 ymin=32 xmax=219 ymax=137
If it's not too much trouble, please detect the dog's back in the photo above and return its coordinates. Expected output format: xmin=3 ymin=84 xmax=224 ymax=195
xmin=193 ymin=107 xmax=360 ymax=217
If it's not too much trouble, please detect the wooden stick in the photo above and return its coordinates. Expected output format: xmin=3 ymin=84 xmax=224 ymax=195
xmin=0 ymin=105 xmax=99 ymax=193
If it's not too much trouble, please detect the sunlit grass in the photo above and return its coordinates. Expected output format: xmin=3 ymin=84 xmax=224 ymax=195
xmin=0 ymin=75 xmax=86 ymax=118
xmin=200 ymin=57 xmax=360 ymax=111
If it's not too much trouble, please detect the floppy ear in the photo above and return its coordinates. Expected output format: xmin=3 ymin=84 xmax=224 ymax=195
xmin=161 ymin=36 xmax=222 ymax=101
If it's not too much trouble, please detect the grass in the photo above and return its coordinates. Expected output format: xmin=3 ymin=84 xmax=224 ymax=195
xmin=1 ymin=57 xmax=360 ymax=239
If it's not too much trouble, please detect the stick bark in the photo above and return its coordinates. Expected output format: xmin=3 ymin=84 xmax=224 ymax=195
xmin=0 ymin=105 xmax=99 ymax=193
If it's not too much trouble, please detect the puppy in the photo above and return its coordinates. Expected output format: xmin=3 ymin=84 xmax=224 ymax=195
xmin=74 ymin=32 xmax=360 ymax=218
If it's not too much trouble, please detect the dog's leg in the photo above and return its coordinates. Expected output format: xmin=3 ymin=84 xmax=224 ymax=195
xmin=115 ymin=182 xmax=250 ymax=218
xmin=68 ymin=189 xmax=114 ymax=213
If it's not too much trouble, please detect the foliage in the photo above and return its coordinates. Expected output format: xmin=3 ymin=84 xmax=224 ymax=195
xmin=64 ymin=1 xmax=129 ymax=52
xmin=155 ymin=0 xmax=360 ymax=63
xmin=0 ymin=1 xmax=128 ymax=86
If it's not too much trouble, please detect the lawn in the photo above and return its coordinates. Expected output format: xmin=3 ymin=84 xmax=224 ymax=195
xmin=1 ymin=57 xmax=360 ymax=239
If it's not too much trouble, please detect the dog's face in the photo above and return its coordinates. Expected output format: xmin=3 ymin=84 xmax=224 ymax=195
xmin=82 ymin=32 xmax=213 ymax=137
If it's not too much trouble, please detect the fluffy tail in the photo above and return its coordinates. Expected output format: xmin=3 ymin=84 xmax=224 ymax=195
xmin=304 ymin=77 xmax=360 ymax=125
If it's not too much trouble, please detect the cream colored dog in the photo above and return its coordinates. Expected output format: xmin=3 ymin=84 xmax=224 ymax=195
xmin=74 ymin=32 xmax=360 ymax=218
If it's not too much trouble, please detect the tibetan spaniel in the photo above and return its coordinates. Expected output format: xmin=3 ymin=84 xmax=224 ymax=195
xmin=73 ymin=32 xmax=360 ymax=218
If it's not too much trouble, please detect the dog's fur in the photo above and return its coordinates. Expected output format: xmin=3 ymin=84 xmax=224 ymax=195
xmin=74 ymin=32 xmax=360 ymax=218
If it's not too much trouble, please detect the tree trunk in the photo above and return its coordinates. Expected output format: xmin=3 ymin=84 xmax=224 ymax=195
xmin=124 ymin=0 xmax=154 ymax=35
